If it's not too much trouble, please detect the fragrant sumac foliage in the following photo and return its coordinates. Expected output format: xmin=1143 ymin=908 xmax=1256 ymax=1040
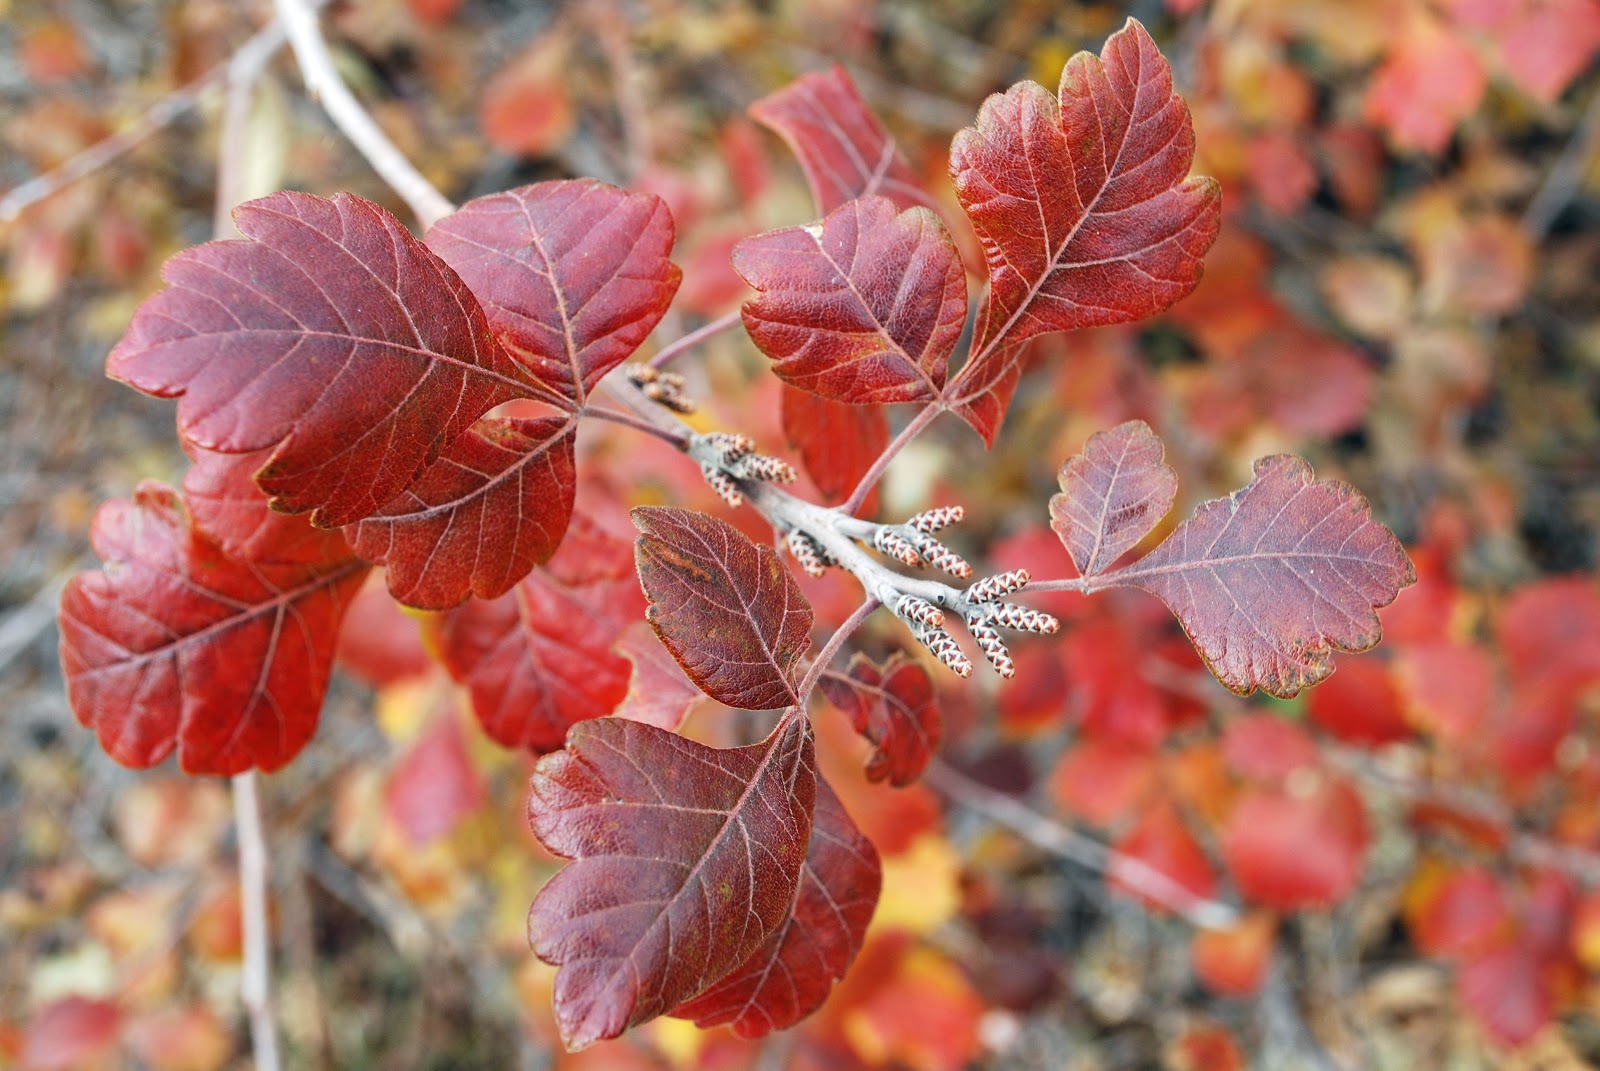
xmin=60 ymin=18 xmax=1413 ymax=1051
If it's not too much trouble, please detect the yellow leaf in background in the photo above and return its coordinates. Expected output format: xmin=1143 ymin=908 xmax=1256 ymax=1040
xmin=375 ymin=677 xmax=442 ymax=742
xmin=646 ymin=1017 xmax=710 ymax=1069
xmin=872 ymin=832 xmax=961 ymax=935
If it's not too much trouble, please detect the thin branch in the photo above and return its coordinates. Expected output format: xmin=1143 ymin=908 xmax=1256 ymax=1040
xmin=648 ymin=310 xmax=743 ymax=369
xmin=1522 ymin=86 xmax=1600 ymax=240
xmin=924 ymin=758 xmax=1241 ymax=930
xmin=793 ymin=597 xmax=881 ymax=705
xmin=232 ymin=773 xmax=281 ymax=1071
xmin=271 ymin=0 xmax=456 ymax=227
xmin=581 ymin=403 xmax=695 ymax=445
xmin=0 ymin=11 xmax=308 ymax=223
xmin=840 ymin=401 xmax=944 ymax=516
xmin=1025 ymin=575 xmax=1095 ymax=595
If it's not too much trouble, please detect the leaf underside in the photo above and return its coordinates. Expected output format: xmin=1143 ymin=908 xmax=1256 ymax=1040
xmin=1112 ymin=455 xmax=1416 ymax=698
xmin=633 ymin=507 xmax=814 ymax=711
xmin=1050 ymin=419 xmax=1177 ymax=577
xmin=819 ymin=653 xmax=942 ymax=787
xmin=527 ymin=714 xmax=817 ymax=1050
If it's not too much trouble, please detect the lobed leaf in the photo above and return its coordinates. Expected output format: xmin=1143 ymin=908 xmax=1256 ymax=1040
xmin=345 ymin=415 xmax=578 ymax=610
xmin=1050 ymin=420 xmax=1176 ymax=577
xmin=750 ymin=66 xmax=937 ymax=215
xmin=429 ymin=516 xmax=639 ymax=754
xmin=107 ymin=191 xmax=543 ymax=527
xmin=946 ymin=18 xmax=1220 ymax=441
xmin=1108 ymin=454 xmax=1415 ymax=698
xmin=59 ymin=483 xmax=368 ymax=774
xmin=527 ymin=713 xmax=817 ymax=1050
xmin=819 ymin=653 xmax=941 ymax=787
xmin=634 ymin=507 xmax=813 ymax=710
xmin=734 ymin=197 xmax=964 ymax=404
xmin=671 ymin=775 xmax=880 ymax=1038
xmin=426 ymin=179 xmax=681 ymax=404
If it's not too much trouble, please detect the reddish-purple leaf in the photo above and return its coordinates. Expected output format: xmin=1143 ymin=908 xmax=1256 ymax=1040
xmin=1050 ymin=420 xmax=1176 ymax=577
xmin=58 ymin=483 xmax=368 ymax=774
xmin=946 ymin=18 xmax=1220 ymax=441
xmin=182 ymin=443 xmax=354 ymax=566
xmin=733 ymin=197 xmax=964 ymax=404
xmin=612 ymin=620 xmax=704 ymax=733
xmin=671 ymin=775 xmax=880 ymax=1037
xmin=527 ymin=712 xmax=817 ymax=1050
xmin=107 ymin=191 xmax=542 ymax=527
xmin=780 ymin=385 xmax=889 ymax=512
xmin=345 ymin=415 xmax=578 ymax=610
xmin=429 ymin=518 xmax=639 ymax=753
xmin=819 ymin=653 xmax=941 ymax=787
xmin=426 ymin=179 xmax=681 ymax=405
xmin=750 ymin=66 xmax=937 ymax=215
xmin=1104 ymin=455 xmax=1416 ymax=698
xmin=633 ymin=507 xmax=813 ymax=710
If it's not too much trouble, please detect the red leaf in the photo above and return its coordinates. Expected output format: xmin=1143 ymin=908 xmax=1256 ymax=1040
xmin=1105 ymin=455 xmax=1415 ymax=698
xmin=1220 ymin=714 xmax=1318 ymax=784
xmin=612 ymin=621 xmax=704 ymax=733
xmin=1306 ymin=655 xmax=1411 ymax=746
xmin=59 ymin=483 xmax=368 ymax=774
xmin=334 ymin=573 xmax=433 ymax=687
xmin=1457 ymin=943 xmax=1557 ymax=1047
xmin=1497 ymin=576 xmax=1600 ymax=697
xmin=527 ymin=713 xmax=817 ymax=1050
xmin=1110 ymin=797 xmax=1218 ymax=913
xmin=1222 ymin=778 xmax=1369 ymax=910
xmin=385 ymin=709 xmax=486 ymax=846
xmin=1497 ymin=0 xmax=1600 ymax=104
xmin=819 ymin=652 xmax=941 ymax=787
xmin=671 ymin=775 xmax=881 ymax=1038
xmin=1409 ymin=865 xmax=1512 ymax=958
xmin=346 ymin=415 xmax=578 ymax=610
xmin=182 ymin=444 xmax=351 ymax=565
xmin=1191 ymin=914 xmax=1275 ymax=997
xmin=1050 ymin=420 xmax=1176 ymax=577
xmin=426 ymin=179 xmax=680 ymax=405
xmin=733 ymin=197 xmax=964 ymax=404
xmin=430 ymin=521 xmax=637 ymax=753
xmin=1395 ymin=641 xmax=1497 ymax=743
xmin=634 ymin=507 xmax=813 ymax=710
xmin=749 ymin=66 xmax=938 ymax=215
xmin=1049 ymin=736 xmax=1157 ymax=825
xmin=945 ymin=18 xmax=1220 ymax=440
xmin=107 ymin=192 xmax=541 ymax=527
xmin=780 ymin=385 xmax=889 ymax=511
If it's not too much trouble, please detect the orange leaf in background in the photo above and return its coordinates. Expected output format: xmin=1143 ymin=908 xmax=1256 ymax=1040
xmin=1571 ymin=891 xmax=1600 ymax=970
xmin=1167 ymin=1022 xmax=1246 ymax=1071
xmin=125 ymin=1005 xmax=232 ymax=1071
xmin=1418 ymin=215 xmax=1533 ymax=316
xmin=1111 ymin=797 xmax=1218 ymax=913
xmin=20 ymin=21 xmax=89 ymax=83
xmin=407 ymin=0 xmax=464 ymax=26
xmin=1050 ymin=736 xmax=1158 ymax=826
xmin=1306 ymin=655 xmax=1412 ymax=746
xmin=1364 ymin=17 xmax=1486 ymax=153
xmin=1222 ymin=778 xmax=1368 ymax=910
xmin=479 ymin=30 xmax=575 ymax=157
xmin=1321 ymin=255 xmax=1414 ymax=340
xmin=840 ymin=946 xmax=984 ymax=1071
xmin=1192 ymin=913 xmax=1276 ymax=996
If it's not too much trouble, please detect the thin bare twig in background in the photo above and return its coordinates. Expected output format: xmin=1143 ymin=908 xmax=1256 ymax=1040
xmin=271 ymin=0 xmax=455 ymax=227
xmin=1523 ymin=87 xmax=1600 ymax=240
